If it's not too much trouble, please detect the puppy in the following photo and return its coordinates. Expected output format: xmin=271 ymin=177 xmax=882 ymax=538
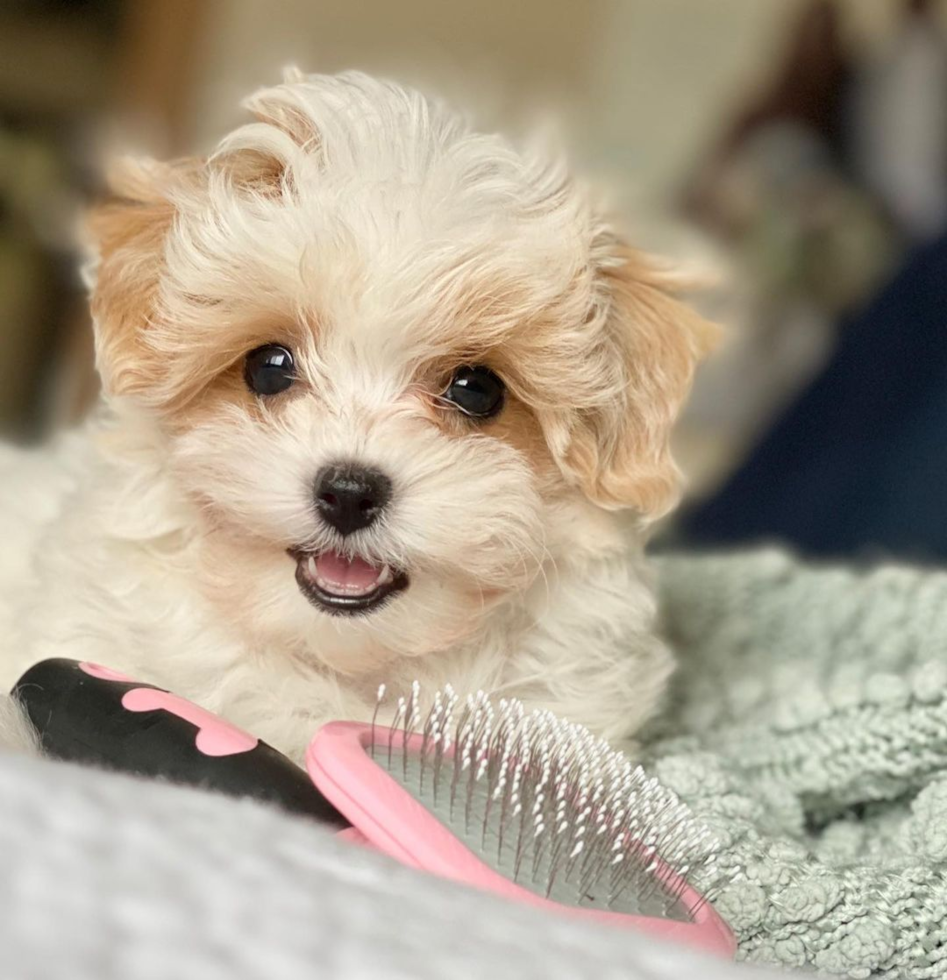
xmin=0 ymin=71 xmax=714 ymax=764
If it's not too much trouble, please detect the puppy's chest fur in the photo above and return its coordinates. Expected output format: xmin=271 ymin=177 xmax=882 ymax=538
xmin=0 ymin=429 xmax=672 ymax=765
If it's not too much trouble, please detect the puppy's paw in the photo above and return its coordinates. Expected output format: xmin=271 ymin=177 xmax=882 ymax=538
xmin=0 ymin=693 xmax=40 ymax=756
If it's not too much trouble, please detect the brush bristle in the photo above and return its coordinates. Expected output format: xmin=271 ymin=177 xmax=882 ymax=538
xmin=369 ymin=684 xmax=733 ymax=920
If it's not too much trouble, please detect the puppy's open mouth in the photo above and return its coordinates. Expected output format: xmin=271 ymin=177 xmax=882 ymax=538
xmin=291 ymin=549 xmax=409 ymax=615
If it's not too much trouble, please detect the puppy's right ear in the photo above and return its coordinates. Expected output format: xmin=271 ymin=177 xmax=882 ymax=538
xmin=87 ymin=136 xmax=298 ymax=405
xmin=86 ymin=157 xmax=195 ymax=400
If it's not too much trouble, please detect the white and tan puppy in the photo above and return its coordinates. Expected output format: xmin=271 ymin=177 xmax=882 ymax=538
xmin=0 ymin=71 xmax=714 ymax=763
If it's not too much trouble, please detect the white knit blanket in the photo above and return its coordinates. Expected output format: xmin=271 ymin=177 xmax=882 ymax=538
xmin=0 ymin=751 xmax=772 ymax=980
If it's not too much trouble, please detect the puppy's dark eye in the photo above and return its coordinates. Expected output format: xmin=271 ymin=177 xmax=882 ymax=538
xmin=245 ymin=345 xmax=295 ymax=396
xmin=443 ymin=365 xmax=505 ymax=419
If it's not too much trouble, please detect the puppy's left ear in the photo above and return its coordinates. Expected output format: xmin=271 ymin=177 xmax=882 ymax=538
xmin=560 ymin=241 xmax=719 ymax=520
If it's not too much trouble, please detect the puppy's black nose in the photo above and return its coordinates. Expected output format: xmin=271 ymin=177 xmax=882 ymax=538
xmin=314 ymin=465 xmax=392 ymax=536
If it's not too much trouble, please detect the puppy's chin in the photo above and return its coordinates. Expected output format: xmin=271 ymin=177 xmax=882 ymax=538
xmin=310 ymin=572 xmax=505 ymax=675
xmin=196 ymin=533 xmax=512 ymax=676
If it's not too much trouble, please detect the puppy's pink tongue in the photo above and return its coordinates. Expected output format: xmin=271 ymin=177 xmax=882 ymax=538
xmin=313 ymin=550 xmax=387 ymax=595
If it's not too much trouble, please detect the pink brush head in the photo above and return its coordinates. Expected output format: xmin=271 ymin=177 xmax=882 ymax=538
xmin=307 ymin=685 xmax=736 ymax=958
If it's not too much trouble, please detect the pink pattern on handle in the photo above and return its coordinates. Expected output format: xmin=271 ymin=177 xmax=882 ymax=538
xmin=79 ymin=662 xmax=136 ymax=683
xmin=121 ymin=688 xmax=259 ymax=757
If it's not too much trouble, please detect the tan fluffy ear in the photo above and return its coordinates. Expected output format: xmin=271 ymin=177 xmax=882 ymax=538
xmin=86 ymin=158 xmax=196 ymax=399
xmin=563 ymin=245 xmax=719 ymax=519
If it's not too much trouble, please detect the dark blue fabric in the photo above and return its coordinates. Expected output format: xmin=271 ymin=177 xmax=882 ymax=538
xmin=680 ymin=232 xmax=947 ymax=561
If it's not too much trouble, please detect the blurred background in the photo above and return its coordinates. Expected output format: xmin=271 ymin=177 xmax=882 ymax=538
xmin=3 ymin=0 xmax=947 ymax=561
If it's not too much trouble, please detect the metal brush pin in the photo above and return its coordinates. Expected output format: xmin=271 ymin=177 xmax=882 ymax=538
xmin=370 ymin=685 xmax=733 ymax=922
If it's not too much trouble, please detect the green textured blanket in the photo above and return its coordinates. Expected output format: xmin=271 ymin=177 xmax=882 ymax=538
xmin=652 ymin=551 xmax=947 ymax=978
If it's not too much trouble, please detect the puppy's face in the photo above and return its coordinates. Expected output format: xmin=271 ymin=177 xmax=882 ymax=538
xmin=88 ymin=73 xmax=714 ymax=674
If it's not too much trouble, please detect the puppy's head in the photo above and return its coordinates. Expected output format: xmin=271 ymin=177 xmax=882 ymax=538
xmin=87 ymin=71 xmax=715 ymax=673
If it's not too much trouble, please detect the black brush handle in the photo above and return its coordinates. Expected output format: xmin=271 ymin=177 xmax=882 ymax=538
xmin=12 ymin=658 xmax=347 ymax=827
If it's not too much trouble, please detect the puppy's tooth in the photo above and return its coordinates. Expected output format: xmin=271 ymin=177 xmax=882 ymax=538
xmin=377 ymin=565 xmax=393 ymax=586
xmin=307 ymin=556 xmax=318 ymax=579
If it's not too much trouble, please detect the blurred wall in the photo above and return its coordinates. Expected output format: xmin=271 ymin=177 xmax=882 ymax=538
xmin=592 ymin=0 xmax=943 ymax=201
xmin=187 ymin=0 xmax=609 ymax=152
xmin=185 ymin=0 xmax=946 ymax=206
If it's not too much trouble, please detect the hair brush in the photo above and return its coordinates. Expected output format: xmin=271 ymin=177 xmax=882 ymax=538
xmin=308 ymin=683 xmax=735 ymax=957
xmin=12 ymin=660 xmax=735 ymax=957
